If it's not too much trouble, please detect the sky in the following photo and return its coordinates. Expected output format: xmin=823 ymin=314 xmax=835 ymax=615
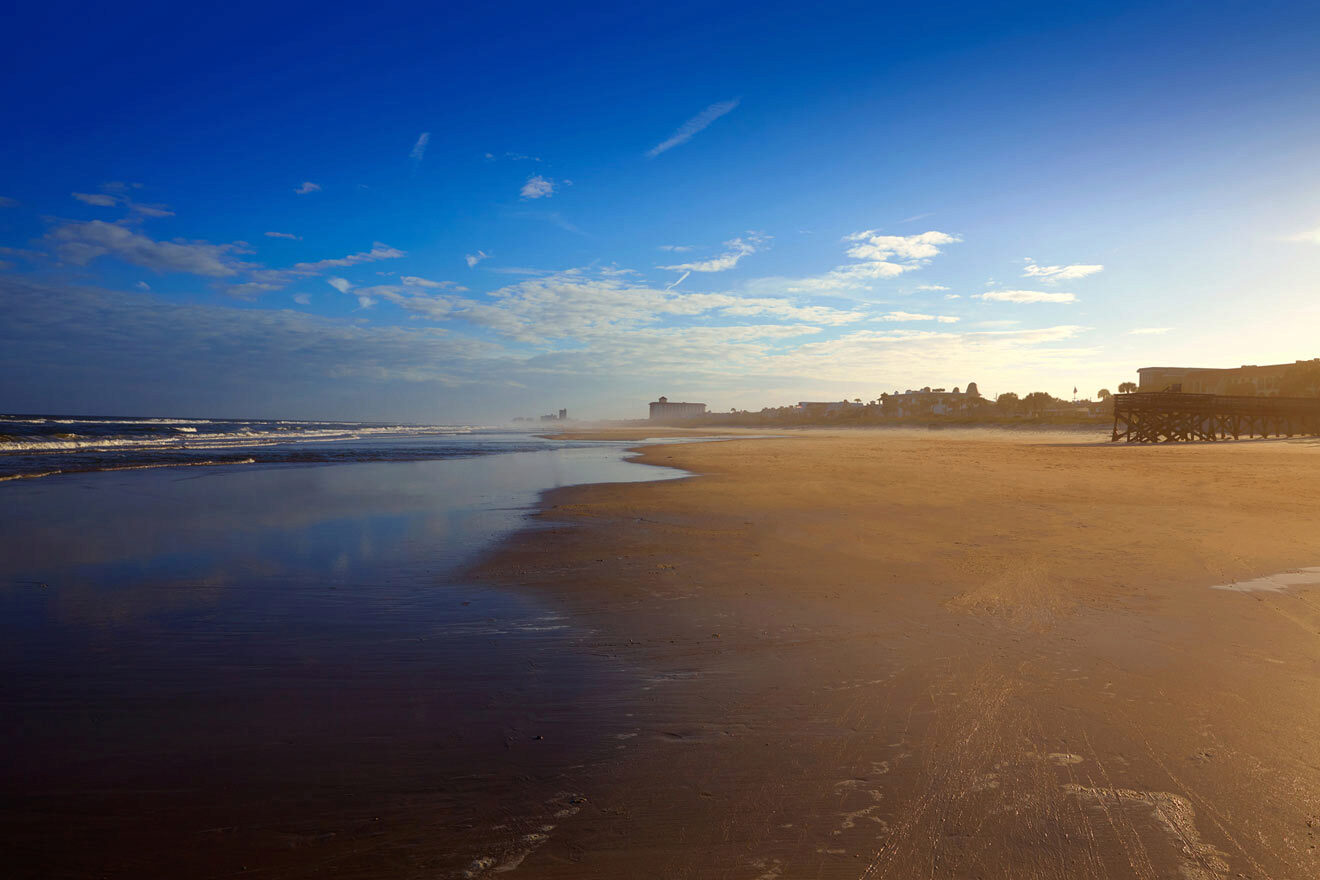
xmin=2 ymin=0 xmax=1319 ymax=423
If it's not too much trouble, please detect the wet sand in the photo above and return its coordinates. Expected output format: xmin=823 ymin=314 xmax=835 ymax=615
xmin=470 ymin=428 xmax=1320 ymax=878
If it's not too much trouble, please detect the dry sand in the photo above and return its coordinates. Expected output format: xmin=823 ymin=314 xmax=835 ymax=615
xmin=467 ymin=428 xmax=1320 ymax=879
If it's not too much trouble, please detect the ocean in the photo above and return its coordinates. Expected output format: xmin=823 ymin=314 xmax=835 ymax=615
xmin=0 ymin=413 xmax=565 ymax=481
xmin=0 ymin=415 xmax=691 ymax=877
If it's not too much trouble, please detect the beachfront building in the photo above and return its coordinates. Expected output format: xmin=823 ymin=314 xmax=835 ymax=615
xmin=881 ymin=384 xmax=983 ymax=418
xmin=1137 ymin=360 xmax=1320 ymax=396
xmin=648 ymin=396 xmax=708 ymax=421
xmin=796 ymin=400 xmax=863 ymax=413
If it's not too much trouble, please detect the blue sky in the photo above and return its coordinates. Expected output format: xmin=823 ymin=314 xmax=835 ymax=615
xmin=3 ymin=0 xmax=1319 ymax=421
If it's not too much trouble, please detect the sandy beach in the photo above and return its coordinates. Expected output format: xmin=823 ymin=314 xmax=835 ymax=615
xmin=467 ymin=428 xmax=1320 ymax=879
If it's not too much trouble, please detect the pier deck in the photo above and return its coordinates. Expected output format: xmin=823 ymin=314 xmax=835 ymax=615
xmin=1111 ymin=392 xmax=1320 ymax=442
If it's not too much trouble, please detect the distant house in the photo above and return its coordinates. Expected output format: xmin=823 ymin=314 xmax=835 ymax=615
xmin=1043 ymin=400 xmax=1106 ymax=417
xmin=1137 ymin=360 xmax=1319 ymax=396
xmin=795 ymin=400 xmax=862 ymax=413
xmin=648 ymin=396 xmax=707 ymax=421
xmin=539 ymin=408 xmax=568 ymax=422
xmin=882 ymin=383 xmax=982 ymax=418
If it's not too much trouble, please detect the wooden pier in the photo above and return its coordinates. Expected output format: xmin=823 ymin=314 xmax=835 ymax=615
xmin=1111 ymin=392 xmax=1320 ymax=442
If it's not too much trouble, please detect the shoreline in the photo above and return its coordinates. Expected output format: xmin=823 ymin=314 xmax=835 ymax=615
xmin=0 ymin=441 xmax=702 ymax=880
xmin=469 ymin=428 xmax=1320 ymax=878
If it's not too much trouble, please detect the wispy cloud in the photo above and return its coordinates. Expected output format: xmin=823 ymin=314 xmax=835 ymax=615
xmin=1286 ymin=225 xmax=1320 ymax=244
xmin=879 ymin=311 xmax=960 ymax=323
xmin=646 ymin=99 xmax=739 ymax=158
xmin=410 ymin=132 xmax=430 ymax=164
xmin=975 ymin=289 xmax=1077 ymax=304
xmin=1021 ymin=258 xmax=1103 ymax=282
xmin=233 ymin=242 xmax=407 ymax=297
xmin=484 ymin=151 xmax=541 ymax=162
xmin=520 ymin=175 xmax=555 ymax=199
xmin=660 ymin=233 xmax=766 ymax=272
xmin=72 ymin=192 xmax=118 ymax=207
xmin=1128 ymin=327 xmax=1172 ymax=335
xmin=292 ymin=293 xmax=311 ymax=305
xmin=0 ymin=196 xmax=18 ymax=208
xmin=295 ymin=181 xmax=322 ymax=195
xmin=264 ymin=231 xmax=301 ymax=240
xmin=46 ymin=220 xmax=250 ymax=277
xmin=545 ymin=212 xmax=585 ymax=235
xmin=665 ymin=270 xmax=691 ymax=290
xmin=914 ymin=283 xmax=949 ymax=291
xmin=327 ymin=277 xmax=353 ymax=293
xmin=658 ymin=244 xmax=693 ymax=252
xmin=131 ymin=203 xmax=174 ymax=217
xmin=465 ymin=250 xmax=489 ymax=268
xmin=70 ymin=185 xmax=171 ymax=216
xmin=289 ymin=242 xmax=405 ymax=272
xmin=402 ymin=275 xmax=465 ymax=291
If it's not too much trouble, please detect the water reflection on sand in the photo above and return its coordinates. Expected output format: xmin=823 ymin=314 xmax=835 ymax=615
xmin=0 ymin=443 xmax=688 ymax=878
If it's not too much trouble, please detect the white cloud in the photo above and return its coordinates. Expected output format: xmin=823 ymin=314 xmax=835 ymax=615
xmin=845 ymin=230 xmax=958 ymax=262
xmin=365 ymin=267 xmax=865 ymax=344
xmin=410 ymin=132 xmax=430 ymax=163
xmin=135 ymin=281 xmax=150 ymax=291
xmin=1128 ymin=327 xmax=1172 ymax=335
xmin=295 ymin=181 xmax=322 ymax=195
xmin=357 ymin=295 xmax=376 ymax=308
xmin=1 ymin=278 xmax=501 ymax=396
xmin=879 ymin=311 xmax=960 ymax=323
xmin=293 ymin=293 xmax=311 ymax=305
xmin=265 ymin=231 xmax=301 ymax=240
xmin=327 ymin=277 xmax=352 ymax=293
xmin=944 ymin=294 xmax=961 ymax=299
xmin=658 ymin=244 xmax=693 ymax=252
xmin=485 ymin=151 xmax=541 ymax=163
xmin=646 ymin=99 xmax=739 ymax=158
xmin=72 ymin=186 xmax=173 ymax=216
xmin=46 ymin=220 xmax=249 ymax=277
xmin=914 ymin=283 xmax=949 ymax=291
xmin=290 ymin=242 xmax=405 ymax=272
xmin=1021 ymin=258 xmax=1103 ymax=282
xmin=229 ymin=243 xmax=407 ymax=296
xmin=520 ymin=175 xmax=555 ymax=199
xmin=465 ymin=250 xmax=489 ymax=268
xmin=131 ymin=203 xmax=174 ymax=217
xmin=72 ymin=192 xmax=118 ymax=207
xmin=1286 ymin=225 xmax=1320 ymax=244
xmin=784 ymin=230 xmax=961 ymax=292
xmin=974 ymin=289 xmax=1077 ymax=304
xmin=401 ymin=275 xmax=465 ymax=291
xmin=660 ymin=234 xmax=766 ymax=272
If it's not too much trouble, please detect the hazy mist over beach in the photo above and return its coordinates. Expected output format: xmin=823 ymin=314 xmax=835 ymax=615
xmin=5 ymin=2 xmax=1320 ymax=879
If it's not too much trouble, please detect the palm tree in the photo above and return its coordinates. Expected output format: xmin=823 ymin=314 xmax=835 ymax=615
xmin=1118 ymin=382 xmax=1137 ymax=394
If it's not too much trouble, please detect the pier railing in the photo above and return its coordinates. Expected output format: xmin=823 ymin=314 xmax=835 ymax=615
xmin=1111 ymin=392 xmax=1320 ymax=442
